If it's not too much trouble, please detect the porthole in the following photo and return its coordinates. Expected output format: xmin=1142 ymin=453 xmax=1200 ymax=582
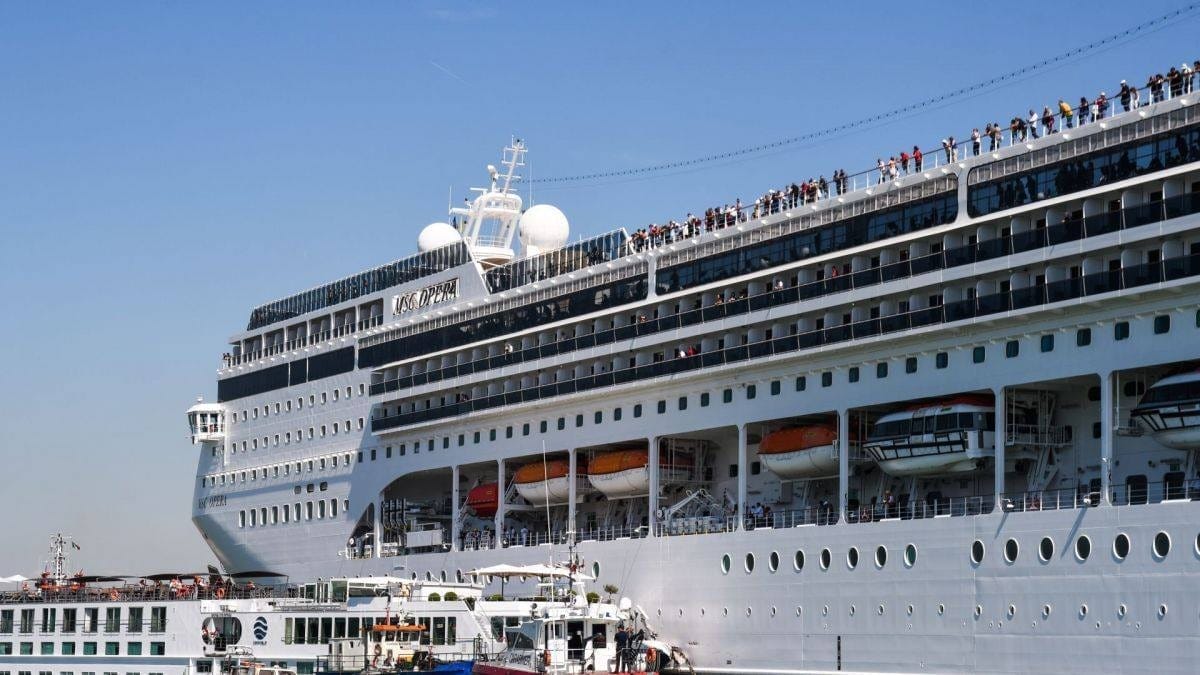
xmin=820 ymin=548 xmax=831 ymax=570
xmin=848 ymin=604 xmax=856 ymax=617
xmin=1007 ymin=604 xmax=1016 ymax=619
xmin=822 ymin=605 xmax=829 ymax=616
xmin=1039 ymin=537 xmax=1054 ymax=563
xmin=1113 ymin=533 xmax=1130 ymax=560
xmin=847 ymin=547 xmax=859 ymax=569
xmin=656 ymin=609 xmax=662 ymax=617
xmin=745 ymin=607 xmax=752 ymax=617
xmin=937 ymin=603 xmax=945 ymax=616
xmin=875 ymin=545 xmax=887 ymax=568
xmin=1195 ymin=532 xmax=1200 ymax=556
xmin=721 ymin=554 xmax=731 ymax=574
xmin=770 ymin=606 xmax=777 ymax=617
xmin=768 ymin=551 xmax=780 ymax=572
xmin=1075 ymin=535 xmax=1092 ymax=561
xmin=795 ymin=606 xmax=803 ymax=617
xmin=1079 ymin=604 xmax=1088 ymax=619
xmin=970 ymin=540 xmax=985 ymax=565
xmin=793 ymin=550 xmax=805 ymax=571
xmin=906 ymin=604 xmax=914 ymax=616
xmin=744 ymin=553 xmax=755 ymax=573
xmin=592 ymin=561 xmax=601 ymax=578
xmin=1042 ymin=604 xmax=1052 ymax=619
xmin=722 ymin=607 xmax=729 ymax=617
xmin=974 ymin=605 xmax=982 ymax=619
xmin=700 ymin=608 xmax=705 ymax=617
xmin=1158 ymin=604 xmax=1168 ymax=619
xmin=877 ymin=604 xmax=885 ymax=616
xmin=1117 ymin=604 xmax=1127 ymax=619
xmin=1004 ymin=538 xmax=1019 ymax=564
xmin=678 ymin=608 xmax=683 ymax=617
xmin=1153 ymin=531 xmax=1171 ymax=559
xmin=904 ymin=543 xmax=917 ymax=567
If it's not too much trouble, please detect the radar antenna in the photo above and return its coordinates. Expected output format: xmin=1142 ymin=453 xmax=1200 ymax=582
xmin=45 ymin=533 xmax=75 ymax=586
xmin=449 ymin=138 xmax=526 ymax=267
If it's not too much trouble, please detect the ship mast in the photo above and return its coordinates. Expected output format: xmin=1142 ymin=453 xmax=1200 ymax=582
xmin=45 ymin=533 xmax=73 ymax=586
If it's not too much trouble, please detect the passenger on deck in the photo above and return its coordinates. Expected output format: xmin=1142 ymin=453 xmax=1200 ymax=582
xmin=615 ymin=626 xmax=630 ymax=672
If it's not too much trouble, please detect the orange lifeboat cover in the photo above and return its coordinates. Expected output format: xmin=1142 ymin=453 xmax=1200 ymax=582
xmin=590 ymin=448 xmax=654 ymax=475
xmin=514 ymin=458 xmax=588 ymax=484
xmin=759 ymin=425 xmax=845 ymax=455
xmin=466 ymin=483 xmax=499 ymax=517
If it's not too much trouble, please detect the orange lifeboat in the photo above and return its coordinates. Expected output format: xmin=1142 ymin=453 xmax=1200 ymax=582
xmin=587 ymin=449 xmax=650 ymax=499
xmin=466 ymin=483 xmax=499 ymax=517
xmin=758 ymin=425 xmax=849 ymax=479
xmin=513 ymin=458 xmax=587 ymax=506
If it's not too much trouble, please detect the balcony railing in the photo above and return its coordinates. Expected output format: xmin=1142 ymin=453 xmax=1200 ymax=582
xmin=223 ymin=316 xmax=384 ymax=368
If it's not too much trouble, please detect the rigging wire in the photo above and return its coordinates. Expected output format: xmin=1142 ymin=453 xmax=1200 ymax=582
xmin=528 ymin=3 xmax=1200 ymax=186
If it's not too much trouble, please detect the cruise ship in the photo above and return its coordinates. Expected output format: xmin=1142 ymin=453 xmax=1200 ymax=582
xmin=179 ymin=75 xmax=1200 ymax=674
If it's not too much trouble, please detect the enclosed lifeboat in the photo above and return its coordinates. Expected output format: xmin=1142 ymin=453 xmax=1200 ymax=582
xmin=465 ymin=482 xmax=499 ymax=517
xmin=1132 ymin=369 xmax=1200 ymax=450
xmin=758 ymin=425 xmax=852 ymax=480
xmin=864 ymin=395 xmax=995 ymax=477
xmin=586 ymin=448 xmax=690 ymax=499
xmin=513 ymin=458 xmax=587 ymax=506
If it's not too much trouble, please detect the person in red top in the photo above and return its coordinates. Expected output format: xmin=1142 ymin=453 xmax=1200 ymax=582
xmin=899 ymin=150 xmax=910 ymax=174
xmin=912 ymin=145 xmax=923 ymax=172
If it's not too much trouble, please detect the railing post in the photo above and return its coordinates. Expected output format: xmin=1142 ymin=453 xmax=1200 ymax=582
xmin=1099 ymin=370 xmax=1114 ymax=506
xmin=994 ymin=386 xmax=1006 ymax=511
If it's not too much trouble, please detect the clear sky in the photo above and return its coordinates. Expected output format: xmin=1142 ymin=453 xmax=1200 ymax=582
xmin=1 ymin=1 xmax=1196 ymax=576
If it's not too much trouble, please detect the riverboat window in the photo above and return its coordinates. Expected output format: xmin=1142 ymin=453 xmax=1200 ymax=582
xmin=62 ymin=609 xmax=76 ymax=633
xmin=1 ymin=610 xmax=12 ymax=633
xmin=876 ymin=363 xmax=888 ymax=379
xmin=61 ymin=642 xmax=75 ymax=655
xmin=83 ymin=642 xmax=96 ymax=655
xmin=795 ymin=376 xmax=807 ymax=391
xmin=634 ymin=404 xmax=643 ymax=418
xmin=613 ymin=408 xmax=622 ymax=420
xmin=505 ymin=426 xmax=512 ymax=438
xmin=0 ymin=643 xmax=10 ymax=655
xmin=594 ymin=411 xmax=602 ymax=424
xmin=700 ymin=393 xmax=709 ymax=407
xmin=126 ymin=643 xmax=141 ymax=656
xmin=1114 ymin=321 xmax=1130 ymax=340
xmin=39 ymin=610 xmax=54 ymax=633
xmin=657 ymin=400 xmax=666 ymax=414
xmin=149 ymin=643 xmax=164 ymax=656
xmin=746 ymin=384 xmax=757 ymax=399
xmin=522 ymin=423 xmax=530 ymax=436
xmin=770 ymin=380 xmax=781 ymax=395
xmin=39 ymin=643 xmax=52 ymax=655
xmin=1040 ymin=335 xmax=1054 ymax=352
xmin=722 ymin=389 xmax=732 ymax=403
xmin=821 ymin=372 xmax=832 ymax=387
xmin=104 ymin=643 xmax=118 ymax=656
xmin=104 ymin=609 xmax=119 ymax=633
xmin=849 ymin=367 xmax=860 ymax=383
xmin=540 ymin=421 xmax=548 ymax=434
xmin=972 ymin=346 xmax=986 ymax=364
xmin=905 ymin=357 xmax=918 ymax=373
xmin=677 ymin=396 xmax=688 ymax=411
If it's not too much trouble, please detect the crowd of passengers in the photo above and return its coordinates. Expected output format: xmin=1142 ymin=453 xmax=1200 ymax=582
xmin=627 ymin=61 xmax=1199 ymax=255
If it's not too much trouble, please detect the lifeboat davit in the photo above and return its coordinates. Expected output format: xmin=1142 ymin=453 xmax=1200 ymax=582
xmin=759 ymin=425 xmax=852 ymax=479
xmin=1132 ymin=369 xmax=1200 ymax=450
xmin=465 ymin=483 xmax=499 ymax=517
xmin=864 ymin=395 xmax=995 ymax=477
xmin=514 ymin=458 xmax=586 ymax=506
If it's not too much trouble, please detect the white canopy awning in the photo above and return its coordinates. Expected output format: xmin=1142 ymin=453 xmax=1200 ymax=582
xmin=0 ymin=574 xmax=30 ymax=584
xmin=469 ymin=563 xmax=592 ymax=580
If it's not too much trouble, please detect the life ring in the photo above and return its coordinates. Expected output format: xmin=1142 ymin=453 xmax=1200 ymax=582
xmin=108 ymin=589 xmax=119 ymax=601
xmin=214 ymin=587 xmax=226 ymax=599
xmin=374 ymin=644 xmax=383 ymax=657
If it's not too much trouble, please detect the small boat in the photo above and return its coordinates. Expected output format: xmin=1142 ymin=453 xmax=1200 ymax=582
xmin=322 ymin=621 xmax=473 ymax=675
xmin=864 ymin=395 xmax=995 ymax=477
xmin=586 ymin=449 xmax=689 ymax=499
xmin=758 ymin=424 xmax=852 ymax=479
xmin=1132 ymin=368 xmax=1200 ymax=449
xmin=513 ymin=458 xmax=586 ymax=506
xmin=466 ymin=483 xmax=499 ymax=517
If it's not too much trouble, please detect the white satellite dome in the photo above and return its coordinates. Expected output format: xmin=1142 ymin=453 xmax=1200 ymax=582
xmin=417 ymin=222 xmax=462 ymax=253
xmin=518 ymin=204 xmax=570 ymax=255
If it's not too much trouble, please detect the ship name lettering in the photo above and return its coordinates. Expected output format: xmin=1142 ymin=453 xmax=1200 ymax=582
xmin=394 ymin=278 xmax=459 ymax=315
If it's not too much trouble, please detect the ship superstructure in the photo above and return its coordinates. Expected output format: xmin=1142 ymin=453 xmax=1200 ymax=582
xmin=176 ymin=86 xmax=1200 ymax=674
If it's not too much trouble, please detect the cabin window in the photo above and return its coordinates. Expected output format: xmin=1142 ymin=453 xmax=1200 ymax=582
xmin=770 ymin=380 xmax=781 ymax=395
xmin=634 ymin=404 xmax=643 ymax=417
xmin=594 ymin=411 xmax=603 ymax=424
xmin=849 ymin=367 xmax=860 ymax=383
xmin=728 ymin=464 xmax=738 ymax=478
xmin=972 ymin=346 xmax=986 ymax=363
xmin=522 ymin=423 xmax=530 ymax=436
xmin=678 ymin=397 xmax=688 ymax=411
xmin=657 ymin=400 xmax=667 ymax=414
xmin=821 ymin=372 xmax=833 ymax=387
xmin=1154 ymin=315 xmax=1171 ymax=334
xmin=1114 ymin=321 xmax=1130 ymax=340
xmin=905 ymin=357 xmax=918 ymax=373
xmin=700 ymin=393 xmax=710 ymax=407
xmin=795 ymin=376 xmax=807 ymax=391
xmin=722 ymin=389 xmax=733 ymax=403
xmin=746 ymin=384 xmax=757 ymax=399
xmin=613 ymin=407 xmax=622 ymax=421
xmin=1040 ymin=334 xmax=1054 ymax=352
xmin=1006 ymin=340 xmax=1019 ymax=358
xmin=876 ymin=363 xmax=888 ymax=378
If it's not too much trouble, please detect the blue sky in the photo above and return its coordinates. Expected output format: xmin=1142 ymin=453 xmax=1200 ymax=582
xmin=0 ymin=1 xmax=1196 ymax=575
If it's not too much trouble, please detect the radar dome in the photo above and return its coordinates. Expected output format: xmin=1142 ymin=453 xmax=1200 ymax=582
xmin=417 ymin=222 xmax=462 ymax=252
xmin=518 ymin=204 xmax=570 ymax=255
